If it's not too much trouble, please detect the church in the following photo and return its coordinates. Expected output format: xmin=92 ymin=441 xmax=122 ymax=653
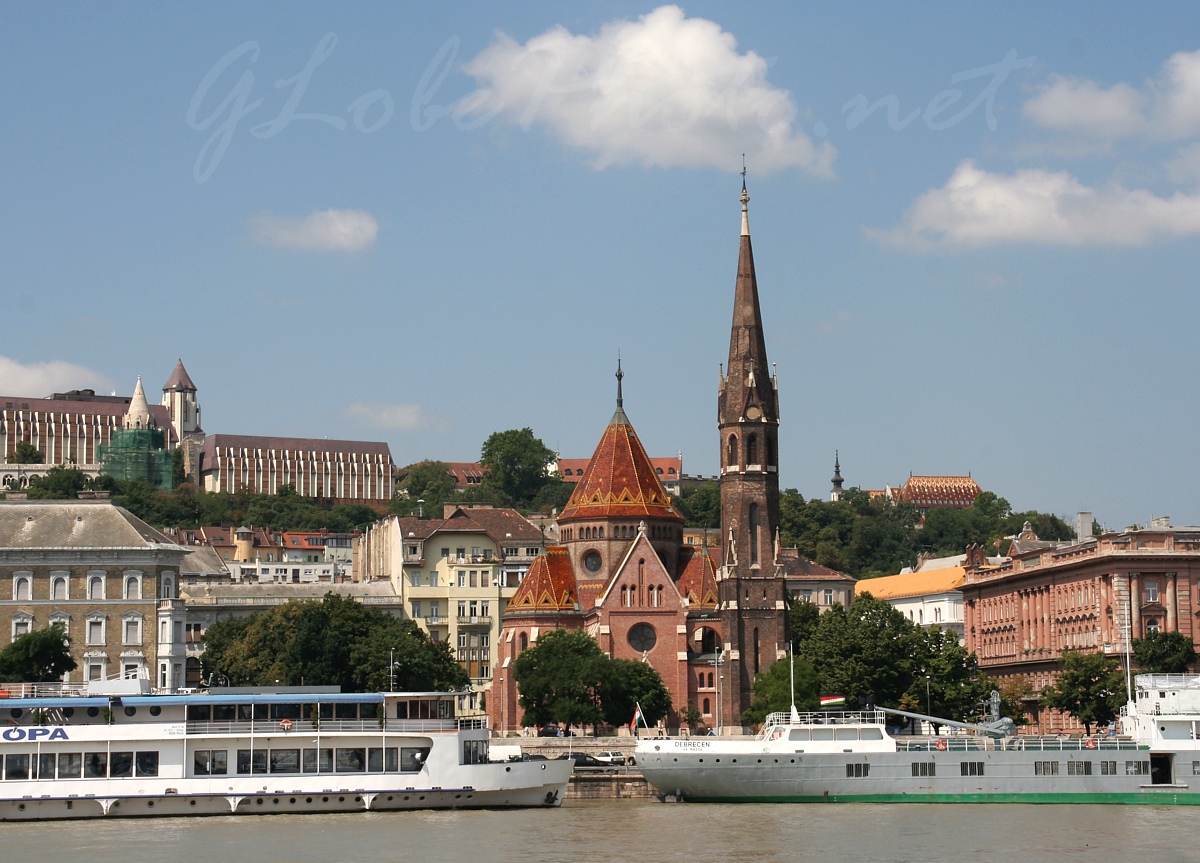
xmin=490 ymin=182 xmax=789 ymax=732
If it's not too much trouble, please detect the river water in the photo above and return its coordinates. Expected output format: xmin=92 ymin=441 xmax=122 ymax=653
xmin=5 ymin=800 xmax=1194 ymax=863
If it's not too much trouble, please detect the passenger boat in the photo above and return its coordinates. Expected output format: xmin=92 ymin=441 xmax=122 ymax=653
xmin=0 ymin=679 xmax=570 ymax=820
xmin=636 ymin=673 xmax=1200 ymax=805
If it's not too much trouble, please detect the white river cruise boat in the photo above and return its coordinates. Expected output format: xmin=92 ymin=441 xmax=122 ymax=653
xmin=0 ymin=680 xmax=570 ymax=821
xmin=636 ymin=673 xmax=1200 ymax=805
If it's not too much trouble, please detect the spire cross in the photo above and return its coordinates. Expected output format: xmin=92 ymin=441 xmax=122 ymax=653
xmin=615 ymin=358 xmax=624 ymax=409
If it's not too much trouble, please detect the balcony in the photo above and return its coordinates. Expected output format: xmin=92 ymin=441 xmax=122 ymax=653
xmin=424 ymin=615 xmax=446 ymax=625
xmin=456 ymin=616 xmax=492 ymax=626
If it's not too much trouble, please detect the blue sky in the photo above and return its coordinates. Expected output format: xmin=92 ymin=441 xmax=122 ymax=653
xmin=2 ymin=2 xmax=1198 ymax=531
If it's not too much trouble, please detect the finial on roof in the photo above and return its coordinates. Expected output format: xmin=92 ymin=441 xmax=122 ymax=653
xmin=609 ymin=359 xmax=630 ymax=426
xmin=616 ymin=357 xmax=623 ymax=410
xmin=740 ymin=159 xmax=750 ymax=237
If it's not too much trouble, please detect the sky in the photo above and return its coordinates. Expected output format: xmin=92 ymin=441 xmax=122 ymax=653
xmin=2 ymin=2 xmax=1198 ymax=531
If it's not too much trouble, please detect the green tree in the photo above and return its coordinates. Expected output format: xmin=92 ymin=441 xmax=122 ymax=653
xmin=742 ymin=656 xmax=820 ymax=725
xmin=902 ymin=627 xmax=992 ymax=724
xmin=391 ymin=461 xmax=457 ymax=515
xmin=10 ymin=441 xmax=44 ymax=464
xmin=675 ymin=482 xmax=720 ymax=529
xmin=801 ymin=593 xmax=924 ymax=707
xmin=200 ymin=595 xmax=466 ymax=692
xmin=512 ymin=628 xmax=606 ymax=732
xmin=26 ymin=467 xmax=91 ymax=499
xmin=599 ymin=658 xmax=672 ymax=729
xmin=788 ymin=598 xmax=821 ymax=651
xmin=170 ymin=447 xmax=187 ymax=487
xmin=1041 ymin=650 xmax=1126 ymax=734
xmin=1134 ymin=630 xmax=1197 ymax=674
xmin=480 ymin=428 xmax=554 ymax=504
xmin=0 ymin=624 xmax=77 ymax=682
xmin=529 ymin=476 xmax=575 ymax=515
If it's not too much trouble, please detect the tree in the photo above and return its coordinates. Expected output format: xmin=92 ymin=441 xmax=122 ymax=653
xmin=512 ymin=628 xmax=606 ymax=731
xmin=528 ymin=477 xmax=575 ymax=515
xmin=788 ymin=598 xmax=821 ymax=651
xmin=0 ymin=624 xmax=77 ymax=682
xmin=26 ymin=467 xmax=91 ymax=499
xmin=1041 ymin=650 xmax=1126 ymax=734
xmin=598 ymin=658 xmax=672 ymax=729
xmin=170 ymin=447 xmax=187 ymax=487
xmin=392 ymin=461 xmax=457 ymax=515
xmin=479 ymin=428 xmax=554 ymax=504
xmin=200 ymin=595 xmax=467 ymax=692
xmin=10 ymin=441 xmax=44 ymax=464
xmin=742 ymin=656 xmax=819 ymax=725
xmin=901 ymin=627 xmax=992 ymax=725
xmin=1134 ymin=630 xmax=1197 ymax=674
xmin=675 ymin=482 xmax=720 ymax=529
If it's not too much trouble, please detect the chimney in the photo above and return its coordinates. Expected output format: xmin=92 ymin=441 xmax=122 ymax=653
xmin=1076 ymin=512 xmax=1094 ymax=543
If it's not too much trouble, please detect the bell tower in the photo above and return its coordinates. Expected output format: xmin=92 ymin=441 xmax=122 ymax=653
xmin=717 ymin=177 xmax=788 ymax=727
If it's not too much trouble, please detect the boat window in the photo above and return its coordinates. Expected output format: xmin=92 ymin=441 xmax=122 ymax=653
xmin=187 ymin=705 xmax=212 ymax=722
xmin=303 ymin=748 xmax=334 ymax=773
xmin=912 ymin=761 xmax=936 ymax=777
xmin=270 ymin=749 xmax=301 ymax=774
xmin=273 ymin=703 xmax=302 ymax=721
xmin=811 ymin=728 xmax=834 ymax=741
xmin=135 ymin=752 xmax=159 ymax=777
xmin=37 ymin=753 xmax=56 ymax=779
xmin=787 ymin=729 xmax=810 ymax=742
xmin=336 ymin=748 xmax=366 ymax=772
xmin=57 ymin=753 xmax=81 ymax=778
xmin=961 ymin=762 xmax=985 ymax=776
xmin=360 ymin=702 xmax=380 ymax=720
xmin=335 ymin=703 xmax=359 ymax=720
xmin=859 ymin=728 xmax=883 ymax=740
xmin=368 ymin=748 xmax=386 ymax=772
xmin=4 ymin=754 xmax=30 ymax=780
xmin=110 ymin=751 xmax=134 ymax=777
xmin=834 ymin=728 xmax=858 ymax=741
xmin=401 ymin=747 xmax=430 ymax=772
xmin=85 ymin=752 xmax=108 ymax=778
xmin=385 ymin=748 xmax=399 ymax=772
xmin=237 ymin=750 xmax=268 ymax=774
xmin=194 ymin=750 xmax=228 ymax=775
xmin=213 ymin=705 xmax=236 ymax=722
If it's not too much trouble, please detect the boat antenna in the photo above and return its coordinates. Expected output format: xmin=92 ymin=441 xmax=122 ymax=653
xmin=789 ymin=642 xmax=800 ymax=722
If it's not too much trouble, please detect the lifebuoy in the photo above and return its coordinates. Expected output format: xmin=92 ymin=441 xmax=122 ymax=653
xmin=934 ymin=739 xmax=947 ymax=751
xmin=279 ymin=718 xmax=293 ymax=732
xmin=1084 ymin=738 xmax=1097 ymax=749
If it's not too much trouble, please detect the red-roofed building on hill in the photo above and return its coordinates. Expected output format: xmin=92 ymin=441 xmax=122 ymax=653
xmin=491 ymin=183 xmax=807 ymax=733
xmin=198 ymin=434 xmax=395 ymax=505
xmin=892 ymin=475 xmax=983 ymax=515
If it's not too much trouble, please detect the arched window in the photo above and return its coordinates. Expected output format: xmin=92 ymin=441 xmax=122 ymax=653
xmin=14 ymin=576 xmax=31 ymax=601
xmin=703 ymin=697 xmax=710 ymax=714
xmin=727 ymin=435 xmax=737 ymax=467
xmin=124 ymin=575 xmax=141 ymax=600
xmin=753 ymin=627 xmax=760 ymax=675
xmin=519 ymin=632 xmax=528 ymax=652
xmin=747 ymin=435 xmax=758 ymax=466
xmin=748 ymin=503 xmax=760 ymax=565
xmin=51 ymin=574 xmax=68 ymax=601
xmin=707 ymin=672 xmax=714 ymax=688
xmin=767 ymin=436 xmax=776 ymax=466
xmin=162 ymin=576 xmax=175 ymax=600
xmin=88 ymin=575 xmax=105 ymax=600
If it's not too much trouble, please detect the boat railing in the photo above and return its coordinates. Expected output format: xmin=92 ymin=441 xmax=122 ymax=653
xmin=0 ymin=681 xmax=89 ymax=698
xmin=895 ymin=736 xmax=1141 ymax=753
xmin=761 ymin=709 xmax=886 ymax=732
xmin=185 ymin=718 xmax=461 ymax=735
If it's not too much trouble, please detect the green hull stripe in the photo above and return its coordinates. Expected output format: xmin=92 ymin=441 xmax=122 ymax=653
xmin=689 ymin=791 xmax=1200 ymax=805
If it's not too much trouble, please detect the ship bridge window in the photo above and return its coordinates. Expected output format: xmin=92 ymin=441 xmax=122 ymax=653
xmin=859 ymin=727 xmax=884 ymax=740
xmin=834 ymin=728 xmax=858 ymax=741
xmin=788 ymin=729 xmax=811 ymax=742
xmin=811 ymin=728 xmax=834 ymax=741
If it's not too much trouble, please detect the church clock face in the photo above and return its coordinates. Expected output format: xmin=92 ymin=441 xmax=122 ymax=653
xmin=745 ymin=405 xmax=761 ymax=420
xmin=583 ymin=550 xmax=603 ymax=573
xmin=628 ymin=623 xmax=657 ymax=652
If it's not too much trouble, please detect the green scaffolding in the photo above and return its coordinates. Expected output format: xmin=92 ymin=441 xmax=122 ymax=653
xmin=98 ymin=428 xmax=174 ymax=489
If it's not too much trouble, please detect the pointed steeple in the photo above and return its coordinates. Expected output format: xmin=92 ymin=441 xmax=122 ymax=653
xmin=124 ymin=377 xmax=155 ymax=430
xmin=721 ymin=175 xmax=777 ymax=425
xmin=830 ymin=451 xmax=845 ymax=501
xmin=611 ymin=359 xmax=629 ymax=426
xmin=162 ymin=359 xmax=196 ymax=392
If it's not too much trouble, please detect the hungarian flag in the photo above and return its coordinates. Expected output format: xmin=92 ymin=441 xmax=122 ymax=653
xmin=820 ymin=695 xmax=846 ymax=708
xmin=630 ymin=703 xmax=645 ymax=732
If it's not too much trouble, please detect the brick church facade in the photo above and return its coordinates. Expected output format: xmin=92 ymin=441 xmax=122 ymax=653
xmin=490 ymin=183 xmax=789 ymax=732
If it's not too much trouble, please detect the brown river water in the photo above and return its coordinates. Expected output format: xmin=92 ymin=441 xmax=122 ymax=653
xmin=3 ymin=800 xmax=1194 ymax=863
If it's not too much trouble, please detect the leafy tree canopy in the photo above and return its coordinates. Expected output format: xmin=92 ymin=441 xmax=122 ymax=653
xmin=0 ymin=624 xmax=77 ymax=682
xmin=512 ymin=628 xmax=673 ymax=733
xmin=480 ymin=428 xmax=554 ymax=505
xmin=10 ymin=441 xmax=44 ymax=464
xmin=200 ymin=595 xmax=467 ymax=692
xmin=674 ymin=482 xmax=720 ymax=529
xmin=742 ymin=656 xmax=820 ymax=726
xmin=391 ymin=461 xmax=458 ymax=516
xmin=1134 ymin=630 xmax=1196 ymax=674
xmin=1040 ymin=650 xmax=1126 ymax=734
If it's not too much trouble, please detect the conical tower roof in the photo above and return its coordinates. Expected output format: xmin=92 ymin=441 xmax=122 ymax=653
xmin=162 ymin=359 xmax=196 ymax=392
xmin=505 ymin=547 xmax=579 ymax=613
xmin=124 ymin=377 xmax=155 ymax=430
xmin=558 ymin=364 xmax=682 ymax=524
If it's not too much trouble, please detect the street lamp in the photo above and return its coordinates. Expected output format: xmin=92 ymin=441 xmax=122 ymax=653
xmin=711 ymin=648 xmax=724 ymax=737
xmin=925 ymin=675 xmax=931 ymax=717
xmin=417 ymin=499 xmax=425 ymax=518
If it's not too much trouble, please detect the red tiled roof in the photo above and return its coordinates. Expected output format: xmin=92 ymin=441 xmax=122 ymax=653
xmin=559 ymin=456 xmax=681 ymax=483
xmin=676 ymin=546 xmax=719 ymax=609
xmin=506 ymin=547 xmax=578 ymax=611
xmin=444 ymin=461 xmax=485 ymax=489
xmin=897 ymin=475 xmax=982 ymax=508
xmin=201 ymin=434 xmax=393 ymax=460
xmin=779 ymin=548 xmax=855 ymax=582
xmin=557 ymin=413 xmax=682 ymax=523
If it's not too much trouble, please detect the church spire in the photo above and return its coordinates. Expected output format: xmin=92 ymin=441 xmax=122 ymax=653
xmin=830 ymin=451 xmax=845 ymax=501
xmin=610 ymin=358 xmax=629 ymax=426
xmin=124 ymin=376 xmax=154 ymax=430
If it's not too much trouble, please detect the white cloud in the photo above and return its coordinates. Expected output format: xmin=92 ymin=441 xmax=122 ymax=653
xmin=346 ymin=401 xmax=430 ymax=431
xmin=461 ymin=5 xmax=834 ymax=175
xmin=251 ymin=209 xmax=378 ymax=252
xmin=1166 ymin=142 xmax=1200 ymax=185
xmin=878 ymin=160 xmax=1200 ymax=247
xmin=0 ymin=356 xmax=115 ymax=397
xmin=1024 ymin=49 xmax=1200 ymax=140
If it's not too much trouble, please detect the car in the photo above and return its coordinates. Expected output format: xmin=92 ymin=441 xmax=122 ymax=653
xmin=537 ymin=726 xmax=562 ymax=737
xmin=593 ymin=750 xmax=628 ymax=766
xmin=559 ymin=752 xmax=610 ymax=770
